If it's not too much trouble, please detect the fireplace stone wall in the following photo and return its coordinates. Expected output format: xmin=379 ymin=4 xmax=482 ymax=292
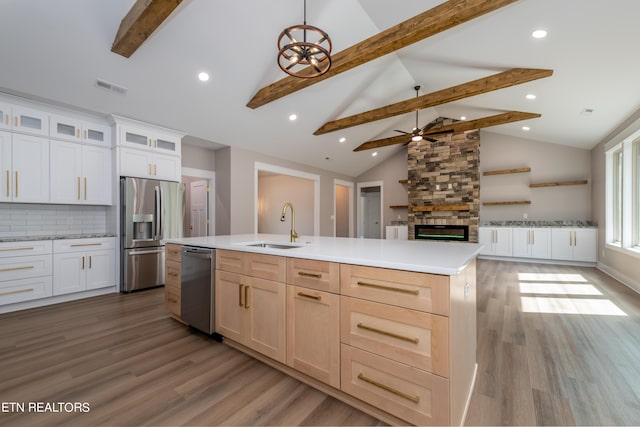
xmin=407 ymin=121 xmax=480 ymax=242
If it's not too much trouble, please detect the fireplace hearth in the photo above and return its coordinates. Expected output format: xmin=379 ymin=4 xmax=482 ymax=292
xmin=414 ymin=224 xmax=469 ymax=242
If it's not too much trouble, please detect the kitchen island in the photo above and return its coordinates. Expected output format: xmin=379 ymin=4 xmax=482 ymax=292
xmin=165 ymin=234 xmax=481 ymax=426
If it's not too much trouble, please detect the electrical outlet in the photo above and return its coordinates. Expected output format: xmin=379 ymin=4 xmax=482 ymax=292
xmin=523 ymin=213 xmax=528 ymax=219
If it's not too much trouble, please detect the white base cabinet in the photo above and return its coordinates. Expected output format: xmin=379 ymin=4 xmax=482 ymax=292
xmin=512 ymin=228 xmax=551 ymax=259
xmin=53 ymin=238 xmax=115 ymax=296
xmin=478 ymin=227 xmax=512 ymax=256
xmin=0 ymin=241 xmax=53 ymax=305
xmin=385 ymin=225 xmax=408 ymax=240
xmin=551 ymin=228 xmax=597 ymax=262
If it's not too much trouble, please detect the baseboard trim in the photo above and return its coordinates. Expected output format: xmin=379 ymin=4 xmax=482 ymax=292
xmin=478 ymin=255 xmax=596 ymax=267
xmin=597 ymin=262 xmax=640 ymax=295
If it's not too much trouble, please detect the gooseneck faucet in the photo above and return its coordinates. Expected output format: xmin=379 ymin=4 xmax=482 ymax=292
xmin=280 ymin=202 xmax=298 ymax=242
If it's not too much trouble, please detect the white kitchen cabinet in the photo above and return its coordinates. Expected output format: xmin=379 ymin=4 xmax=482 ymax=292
xmin=0 ymin=133 xmax=49 ymax=203
xmin=385 ymin=225 xmax=408 ymax=240
xmin=119 ymin=125 xmax=181 ymax=156
xmin=551 ymin=228 xmax=597 ymax=262
xmin=512 ymin=227 xmax=551 ymax=259
xmin=119 ymin=148 xmax=181 ymax=181
xmin=50 ymin=114 xmax=111 ymax=147
xmin=11 ymin=105 xmax=49 ymax=137
xmin=0 ymin=102 xmax=10 ymax=130
xmin=478 ymin=227 xmax=512 ymax=256
xmin=0 ymin=240 xmax=53 ymax=306
xmin=50 ymin=141 xmax=111 ymax=205
xmin=53 ymin=238 xmax=116 ymax=296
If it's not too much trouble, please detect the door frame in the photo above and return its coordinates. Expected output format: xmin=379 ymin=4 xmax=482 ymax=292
xmin=333 ymin=179 xmax=354 ymax=237
xmin=181 ymin=166 xmax=215 ymax=236
xmin=254 ymin=162 xmax=320 ymax=235
xmin=357 ymin=180 xmax=384 ymax=239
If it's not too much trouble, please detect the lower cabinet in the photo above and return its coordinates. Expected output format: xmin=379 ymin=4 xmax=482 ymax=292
xmin=511 ymin=227 xmax=551 ymax=259
xmin=164 ymin=243 xmax=182 ymax=317
xmin=0 ymin=240 xmax=53 ymax=305
xmin=478 ymin=227 xmax=512 ymax=256
xmin=551 ymin=228 xmax=597 ymax=262
xmin=53 ymin=238 xmax=115 ymax=296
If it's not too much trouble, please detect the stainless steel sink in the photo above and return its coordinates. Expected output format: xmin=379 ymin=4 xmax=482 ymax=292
xmin=245 ymin=242 xmax=303 ymax=249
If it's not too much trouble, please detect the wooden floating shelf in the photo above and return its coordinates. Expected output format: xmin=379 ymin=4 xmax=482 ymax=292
xmin=398 ymin=179 xmax=409 ymax=184
xmin=529 ymin=180 xmax=588 ymax=188
xmin=483 ymin=200 xmax=531 ymax=206
xmin=483 ymin=167 xmax=531 ymax=176
xmin=412 ymin=204 xmax=470 ymax=212
xmin=389 ymin=205 xmax=408 ymax=209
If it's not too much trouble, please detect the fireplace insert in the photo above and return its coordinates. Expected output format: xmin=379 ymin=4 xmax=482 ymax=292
xmin=414 ymin=224 xmax=469 ymax=241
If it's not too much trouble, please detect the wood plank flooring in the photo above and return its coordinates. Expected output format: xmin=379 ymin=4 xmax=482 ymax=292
xmin=0 ymin=260 xmax=639 ymax=426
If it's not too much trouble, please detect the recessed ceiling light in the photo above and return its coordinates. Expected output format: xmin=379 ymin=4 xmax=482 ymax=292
xmin=372 ymin=152 xmax=378 ymax=157
xmin=531 ymin=29 xmax=547 ymax=39
xmin=522 ymin=126 xmax=530 ymax=131
xmin=460 ymin=116 xmax=466 ymax=120
xmin=198 ymin=72 xmax=210 ymax=82
xmin=339 ymin=137 xmax=346 ymax=143
xmin=526 ymin=94 xmax=536 ymax=100
xmin=289 ymin=114 xmax=297 ymax=121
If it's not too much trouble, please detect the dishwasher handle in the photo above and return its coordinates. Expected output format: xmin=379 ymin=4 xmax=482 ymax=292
xmin=182 ymin=247 xmax=213 ymax=259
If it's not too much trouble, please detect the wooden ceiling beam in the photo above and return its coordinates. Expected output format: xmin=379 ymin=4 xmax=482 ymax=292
xmin=315 ymin=68 xmax=552 ymax=135
xmin=247 ymin=0 xmax=519 ymax=109
xmin=111 ymin=0 xmax=183 ymax=58
xmin=353 ymin=111 xmax=540 ymax=152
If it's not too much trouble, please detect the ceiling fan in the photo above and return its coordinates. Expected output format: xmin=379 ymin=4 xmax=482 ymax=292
xmin=392 ymin=85 xmax=447 ymax=144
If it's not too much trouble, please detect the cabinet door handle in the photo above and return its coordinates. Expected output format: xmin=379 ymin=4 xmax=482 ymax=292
xmin=77 ymin=129 xmax=80 ymax=138
xmin=77 ymin=177 xmax=81 ymax=200
xmin=14 ymin=116 xmax=18 ymax=127
xmin=89 ymin=256 xmax=92 ymax=269
xmin=531 ymin=231 xmax=535 ymax=245
xmin=82 ymin=256 xmax=85 ymax=270
xmin=356 ymin=373 xmax=420 ymax=404
xmin=298 ymin=271 xmax=322 ymax=279
xmin=154 ymin=164 xmax=157 ymax=176
xmin=84 ymin=177 xmax=87 ymax=200
xmin=238 ymin=284 xmax=244 ymax=306
xmin=4 ymin=114 xmax=7 ymax=125
xmin=6 ymin=170 xmax=9 ymax=197
xmin=14 ymin=171 xmax=18 ymax=198
xmin=0 ymin=288 xmax=34 ymax=297
xmin=84 ymin=130 xmax=87 ymax=140
xmin=297 ymin=292 xmax=321 ymax=301
xmin=0 ymin=265 xmax=34 ymax=272
xmin=356 ymin=281 xmax=419 ymax=295
xmin=149 ymin=164 xmax=152 ymax=175
xmin=357 ymin=322 xmax=419 ymax=344
xmin=244 ymin=285 xmax=250 ymax=309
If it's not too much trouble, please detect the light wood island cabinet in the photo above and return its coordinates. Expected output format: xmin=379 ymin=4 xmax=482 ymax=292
xmin=164 ymin=243 xmax=182 ymax=318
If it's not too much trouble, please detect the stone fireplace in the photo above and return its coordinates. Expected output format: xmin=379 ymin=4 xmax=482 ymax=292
xmin=407 ymin=118 xmax=480 ymax=242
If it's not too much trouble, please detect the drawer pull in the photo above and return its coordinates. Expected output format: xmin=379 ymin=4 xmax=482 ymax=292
xmin=0 ymin=288 xmax=34 ymax=297
xmin=167 ymin=297 xmax=178 ymax=303
xmin=297 ymin=291 xmax=321 ymax=300
xmin=244 ymin=285 xmax=250 ymax=309
xmin=357 ymin=373 xmax=420 ymax=404
xmin=0 ymin=247 xmax=34 ymax=252
xmin=0 ymin=265 xmax=34 ymax=272
xmin=298 ymin=271 xmax=322 ymax=279
xmin=357 ymin=323 xmax=419 ymax=344
xmin=167 ymin=272 xmax=178 ymax=277
xmin=239 ymin=284 xmax=244 ymax=307
xmin=356 ymin=281 xmax=419 ymax=295
xmin=70 ymin=243 xmax=102 ymax=247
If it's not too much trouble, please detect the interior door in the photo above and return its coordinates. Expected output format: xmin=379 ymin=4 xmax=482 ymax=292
xmin=359 ymin=185 xmax=381 ymax=239
xmin=190 ymin=180 xmax=208 ymax=237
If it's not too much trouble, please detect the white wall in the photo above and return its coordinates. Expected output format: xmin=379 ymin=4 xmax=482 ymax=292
xmin=258 ymin=174 xmax=315 ymax=235
xmin=479 ymin=131 xmax=592 ymax=221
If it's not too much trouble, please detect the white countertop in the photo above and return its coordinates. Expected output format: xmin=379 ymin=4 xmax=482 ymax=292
xmin=166 ymin=234 xmax=482 ymax=276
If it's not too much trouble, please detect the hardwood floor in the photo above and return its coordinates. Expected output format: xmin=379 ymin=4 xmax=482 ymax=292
xmin=0 ymin=260 xmax=639 ymax=426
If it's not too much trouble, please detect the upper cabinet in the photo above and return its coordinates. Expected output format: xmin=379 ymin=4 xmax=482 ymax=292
xmin=0 ymin=103 xmax=11 ymax=131
xmin=11 ymin=106 xmax=49 ymax=137
xmin=49 ymin=114 xmax=111 ymax=147
xmin=0 ymin=132 xmax=50 ymax=203
xmin=118 ymin=124 xmax=181 ymax=156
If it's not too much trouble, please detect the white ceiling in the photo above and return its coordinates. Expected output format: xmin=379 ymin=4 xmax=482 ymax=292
xmin=1 ymin=0 xmax=639 ymax=177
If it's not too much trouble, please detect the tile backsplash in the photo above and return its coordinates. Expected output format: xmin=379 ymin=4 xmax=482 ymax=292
xmin=0 ymin=204 xmax=107 ymax=237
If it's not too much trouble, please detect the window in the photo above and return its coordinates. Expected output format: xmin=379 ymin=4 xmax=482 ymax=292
xmin=606 ymin=131 xmax=640 ymax=255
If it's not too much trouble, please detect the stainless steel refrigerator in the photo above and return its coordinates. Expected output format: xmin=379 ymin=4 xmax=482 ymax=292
xmin=120 ymin=177 xmax=185 ymax=292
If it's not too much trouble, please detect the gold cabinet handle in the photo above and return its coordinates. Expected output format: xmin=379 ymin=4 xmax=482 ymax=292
xmin=149 ymin=164 xmax=152 ymax=175
xmin=238 ymin=284 xmax=244 ymax=307
xmin=167 ymin=271 xmax=178 ymax=278
xmin=84 ymin=176 xmax=87 ymax=200
xmin=14 ymin=171 xmax=18 ymax=198
xmin=297 ymin=291 xmax=321 ymax=301
xmin=82 ymin=256 xmax=85 ymax=270
xmin=0 ymin=247 xmax=35 ymax=252
xmin=70 ymin=243 xmax=102 ymax=247
xmin=4 ymin=114 xmax=7 ymax=125
xmin=5 ymin=170 xmax=9 ymax=197
xmin=76 ymin=129 xmax=80 ymax=138
xmin=244 ymin=286 xmax=249 ymax=308
xmin=357 ymin=323 xmax=419 ymax=344
xmin=298 ymin=271 xmax=322 ymax=278
xmin=89 ymin=255 xmax=92 ymax=269
xmin=356 ymin=281 xmax=419 ymax=295
xmin=77 ymin=177 xmax=81 ymax=200
xmin=357 ymin=373 xmax=420 ymax=404
xmin=0 ymin=265 xmax=34 ymax=272
xmin=84 ymin=130 xmax=87 ymax=140
xmin=0 ymin=288 xmax=34 ymax=297
xmin=153 ymin=164 xmax=157 ymax=176
xmin=167 ymin=296 xmax=178 ymax=303
xmin=14 ymin=116 xmax=18 ymax=127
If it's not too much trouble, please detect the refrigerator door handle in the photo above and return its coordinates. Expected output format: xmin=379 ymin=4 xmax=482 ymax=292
xmin=154 ymin=186 xmax=161 ymax=240
xmin=159 ymin=186 xmax=164 ymax=240
xmin=127 ymin=249 xmax=165 ymax=256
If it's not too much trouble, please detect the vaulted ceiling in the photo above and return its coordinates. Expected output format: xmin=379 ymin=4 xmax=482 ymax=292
xmin=1 ymin=0 xmax=639 ymax=177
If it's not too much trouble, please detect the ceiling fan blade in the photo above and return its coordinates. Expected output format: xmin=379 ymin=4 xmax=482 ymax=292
xmin=353 ymin=134 xmax=410 ymax=152
xmin=419 ymin=121 xmax=439 ymax=133
xmin=313 ymin=68 xmax=553 ymax=134
xmin=248 ymin=0 xmax=519 ymax=109
xmin=423 ymin=111 xmax=541 ymax=135
xmin=393 ymin=129 xmax=410 ymax=134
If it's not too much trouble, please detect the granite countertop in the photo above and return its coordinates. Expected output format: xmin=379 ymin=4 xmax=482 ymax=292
xmin=167 ymin=233 xmax=482 ymax=276
xmin=480 ymin=220 xmax=597 ymax=228
xmin=0 ymin=233 xmax=116 ymax=243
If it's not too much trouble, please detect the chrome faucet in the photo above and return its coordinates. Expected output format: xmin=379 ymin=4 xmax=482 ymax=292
xmin=280 ymin=202 xmax=298 ymax=242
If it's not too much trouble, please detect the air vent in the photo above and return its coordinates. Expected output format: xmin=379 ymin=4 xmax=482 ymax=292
xmin=580 ymin=108 xmax=594 ymax=116
xmin=95 ymin=79 xmax=128 ymax=95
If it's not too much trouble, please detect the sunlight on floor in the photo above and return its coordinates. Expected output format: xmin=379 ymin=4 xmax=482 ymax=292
xmin=518 ymin=272 xmax=627 ymax=316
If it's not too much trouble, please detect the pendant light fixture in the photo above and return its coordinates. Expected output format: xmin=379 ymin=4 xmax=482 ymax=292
xmin=411 ymin=86 xmax=423 ymax=142
xmin=277 ymin=0 xmax=332 ymax=78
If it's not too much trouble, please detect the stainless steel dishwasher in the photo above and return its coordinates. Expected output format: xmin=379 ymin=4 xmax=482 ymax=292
xmin=181 ymin=246 xmax=216 ymax=335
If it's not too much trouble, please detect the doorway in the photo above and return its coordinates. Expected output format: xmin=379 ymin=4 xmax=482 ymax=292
xmin=357 ymin=181 xmax=383 ymax=239
xmin=334 ymin=179 xmax=354 ymax=237
xmin=181 ymin=167 xmax=215 ymax=237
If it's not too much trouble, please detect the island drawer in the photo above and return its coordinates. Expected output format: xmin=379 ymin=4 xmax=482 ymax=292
xmin=216 ymin=249 xmax=243 ymax=274
xmin=165 ymin=243 xmax=182 ymax=262
xmin=341 ymin=296 xmax=449 ymax=378
xmin=217 ymin=250 xmax=286 ymax=282
xmin=165 ymin=259 xmax=181 ymax=287
xmin=165 ymin=286 xmax=180 ymax=317
xmin=341 ymin=344 xmax=449 ymax=426
xmin=286 ymin=258 xmax=339 ymax=293
xmin=340 ymin=264 xmax=450 ymax=316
